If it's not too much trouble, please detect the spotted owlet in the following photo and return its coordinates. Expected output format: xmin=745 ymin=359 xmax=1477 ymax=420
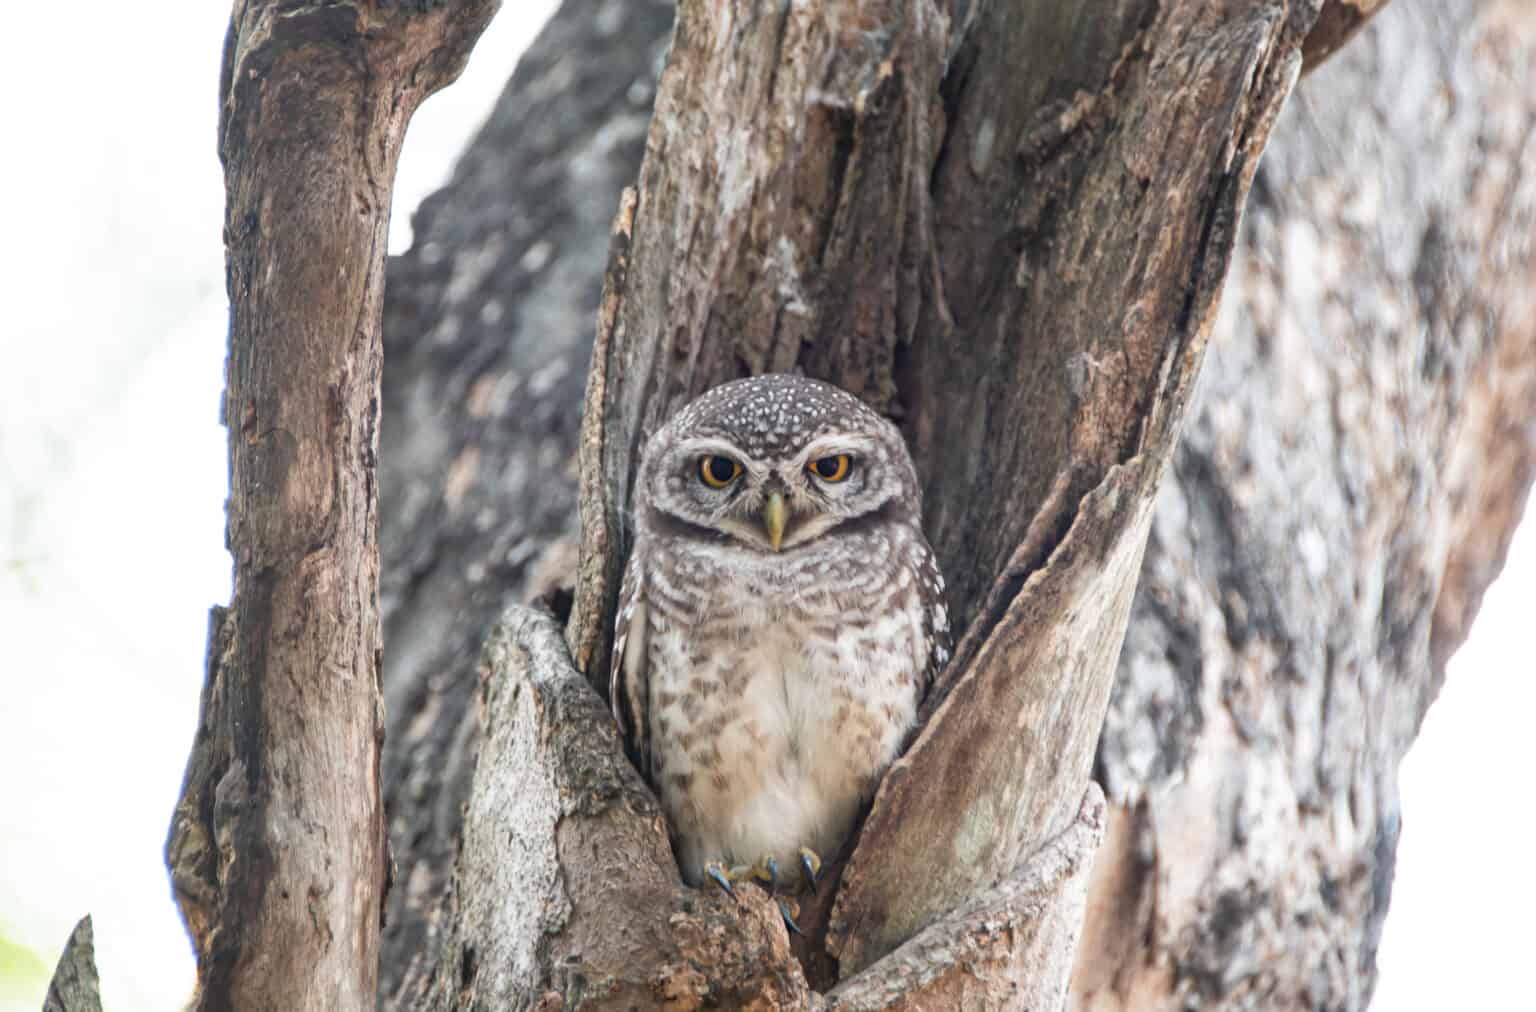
xmin=610 ymin=374 xmax=950 ymax=899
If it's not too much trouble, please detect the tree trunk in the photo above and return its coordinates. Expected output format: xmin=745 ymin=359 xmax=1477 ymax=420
xmin=367 ymin=0 xmax=1536 ymax=1009
xmin=1075 ymin=3 xmax=1536 ymax=1006
xmin=162 ymin=2 xmax=497 ymax=1009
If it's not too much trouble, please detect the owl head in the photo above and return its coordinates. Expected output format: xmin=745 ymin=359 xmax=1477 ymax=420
xmin=635 ymin=374 xmax=920 ymax=554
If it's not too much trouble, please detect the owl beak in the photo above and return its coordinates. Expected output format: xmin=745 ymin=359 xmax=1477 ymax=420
xmin=763 ymin=492 xmax=787 ymax=552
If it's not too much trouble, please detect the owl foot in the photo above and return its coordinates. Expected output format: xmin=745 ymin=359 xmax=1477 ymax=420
xmin=705 ymin=859 xmax=809 ymax=938
xmin=741 ymin=848 xmax=821 ymax=895
xmin=704 ymin=848 xmax=821 ymax=905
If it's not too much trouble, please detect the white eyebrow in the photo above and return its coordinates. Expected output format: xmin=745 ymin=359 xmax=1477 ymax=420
xmin=673 ymin=437 xmax=775 ymax=476
xmin=675 ymin=437 xmax=748 ymax=459
xmin=797 ymin=434 xmax=876 ymax=463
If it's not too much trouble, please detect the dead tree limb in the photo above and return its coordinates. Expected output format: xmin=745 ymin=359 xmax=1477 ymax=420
xmin=43 ymin=917 xmax=102 ymax=1012
xmin=165 ymin=2 xmax=496 ymax=1008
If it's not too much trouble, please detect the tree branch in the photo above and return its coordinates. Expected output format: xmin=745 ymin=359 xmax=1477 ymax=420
xmin=830 ymin=0 xmax=1316 ymax=971
xmin=1302 ymin=0 xmax=1391 ymax=72
xmin=165 ymin=2 xmax=497 ymax=1007
xmin=43 ymin=917 xmax=102 ymax=1012
xmin=827 ymin=786 xmax=1104 ymax=1011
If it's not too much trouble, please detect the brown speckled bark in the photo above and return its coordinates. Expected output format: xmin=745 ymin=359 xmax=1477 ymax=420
xmin=163 ymin=2 xmax=498 ymax=1010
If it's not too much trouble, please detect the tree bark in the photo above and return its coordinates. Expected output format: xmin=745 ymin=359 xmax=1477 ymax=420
xmin=372 ymin=0 xmax=1536 ymax=1009
xmin=1075 ymin=4 xmax=1536 ymax=1006
xmin=43 ymin=917 xmax=102 ymax=1012
xmin=164 ymin=2 xmax=497 ymax=1009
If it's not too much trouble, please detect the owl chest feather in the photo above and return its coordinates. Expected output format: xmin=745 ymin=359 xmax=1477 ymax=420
xmin=642 ymin=548 xmax=925 ymax=878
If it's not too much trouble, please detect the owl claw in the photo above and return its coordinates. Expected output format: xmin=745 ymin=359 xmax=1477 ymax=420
xmin=704 ymin=861 xmax=739 ymax=901
xmin=779 ymin=898 xmax=803 ymax=936
xmin=798 ymin=847 xmax=822 ymax=894
xmin=749 ymin=854 xmax=780 ymax=892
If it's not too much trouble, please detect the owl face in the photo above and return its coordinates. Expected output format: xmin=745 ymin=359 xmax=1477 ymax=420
xmin=637 ymin=375 xmax=918 ymax=554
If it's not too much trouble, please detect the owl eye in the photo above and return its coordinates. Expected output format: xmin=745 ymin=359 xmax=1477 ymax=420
xmin=699 ymin=455 xmax=743 ymax=488
xmin=808 ymin=454 xmax=852 ymax=482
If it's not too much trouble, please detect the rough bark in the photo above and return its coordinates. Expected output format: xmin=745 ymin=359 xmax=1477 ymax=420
xmin=164 ymin=2 xmax=497 ymax=1009
xmin=373 ymin=0 xmax=1536 ymax=1009
xmin=43 ymin=917 xmax=102 ymax=1012
xmin=1076 ymin=3 xmax=1536 ymax=1007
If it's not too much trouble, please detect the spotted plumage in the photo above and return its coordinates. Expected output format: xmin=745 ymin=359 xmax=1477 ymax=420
xmin=611 ymin=374 xmax=950 ymax=888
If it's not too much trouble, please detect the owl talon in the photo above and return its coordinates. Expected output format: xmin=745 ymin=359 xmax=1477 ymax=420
xmin=798 ymin=847 xmax=822 ymax=894
xmin=749 ymin=854 xmax=780 ymax=892
xmin=704 ymin=861 xmax=739 ymax=901
xmin=779 ymin=898 xmax=803 ymax=936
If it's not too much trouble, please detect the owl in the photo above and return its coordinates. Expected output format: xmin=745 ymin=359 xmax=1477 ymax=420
xmin=610 ymin=374 xmax=950 ymax=904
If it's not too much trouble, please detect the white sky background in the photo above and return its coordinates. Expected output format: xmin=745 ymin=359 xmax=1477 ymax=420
xmin=0 ymin=3 xmax=1529 ymax=1010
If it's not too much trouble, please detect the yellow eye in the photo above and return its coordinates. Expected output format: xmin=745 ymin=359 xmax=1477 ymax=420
xmin=699 ymin=455 xmax=742 ymax=488
xmin=808 ymin=454 xmax=852 ymax=482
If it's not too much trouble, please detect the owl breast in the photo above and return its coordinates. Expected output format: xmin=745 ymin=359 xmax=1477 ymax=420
xmin=643 ymin=525 xmax=930 ymax=883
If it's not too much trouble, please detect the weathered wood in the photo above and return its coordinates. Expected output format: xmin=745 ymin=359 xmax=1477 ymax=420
xmin=826 ymin=786 xmax=1104 ymax=1012
xmin=165 ymin=2 xmax=498 ymax=1008
xmin=1074 ymin=2 xmax=1536 ymax=1007
xmin=829 ymin=1 xmax=1311 ymax=971
xmin=1303 ymin=0 xmax=1391 ymax=70
xmin=43 ymin=917 xmax=102 ymax=1012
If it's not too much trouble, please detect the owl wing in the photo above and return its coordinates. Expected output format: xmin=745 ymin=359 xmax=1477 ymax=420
xmin=609 ymin=548 xmax=652 ymax=778
xmin=915 ymin=540 xmax=952 ymax=699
